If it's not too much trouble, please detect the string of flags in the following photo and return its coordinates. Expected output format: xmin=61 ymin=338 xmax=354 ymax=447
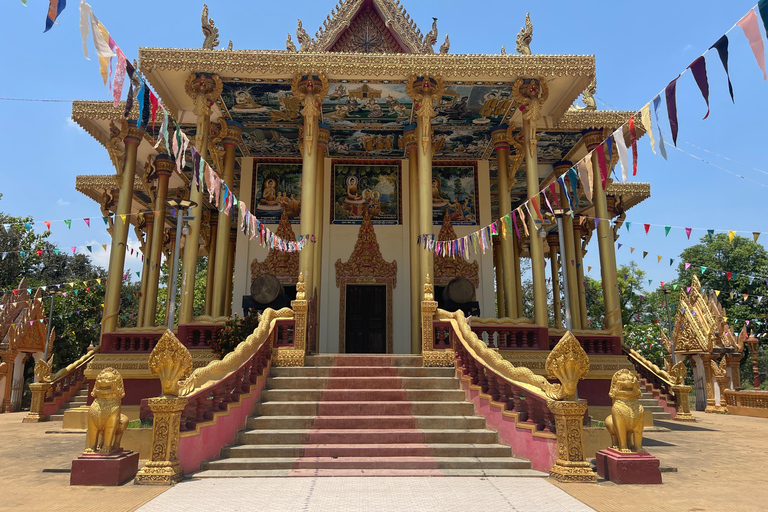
xmin=420 ymin=3 xmax=768 ymax=260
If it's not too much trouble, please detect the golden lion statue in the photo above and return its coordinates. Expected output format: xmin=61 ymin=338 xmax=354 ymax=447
xmin=605 ymin=369 xmax=644 ymax=453
xmin=85 ymin=367 xmax=129 ymax=454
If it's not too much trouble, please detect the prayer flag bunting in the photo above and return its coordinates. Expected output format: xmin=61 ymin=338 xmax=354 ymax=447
xmin=64 ymin=219 xmax=72 ymax=229
xmin=628 ymin=116 xmax=638 ymax=176
xmin=701 ymin=266 xmax=707 ymax=274
xmin=685 ymin=262 xmax=691 ymax=270
xmin=644 ymin=224 xmax=650 ymax=234
xmin=687 ymin=56 xmax=710 ymax=119
xmin=737 ymin=9 xmax=767 ymax=80
xmin=685 ymin=227 xmax=692 ymax=239
xmin=643 ymin=251 xmax=648 ymax=259
xmin=613 ymin=126 xmax=629 ymax=182
xmin=728 ymin=230 xmax=736 ymax=242
xmin=640 ymin=103 xmax=656 ymax=155
xmin=630 ymin=247 xmax=636 ymax=253
xmin=710 ymin=36 xmax=735 ymax=102
xmin=664 ymin=226 xmax=671 ymax=236
xmin=44 ymin=221 xmax=51 ymax=230
xmin=657 ymin=255 xmax=663 ymax=263
xmin=670 ymin=258 xmax=674 ymax=266
xmin=84 ymin=218 xmax=90 ymax=227
xmin=651 ymin=96 xmax=668 ymax=159
xmin=665 ymin=76 xmax=680 ymax=146
xmin=44 ymin=0 xmax=67 ymax=32
xmin=707 ymin=229 xmax=714 ymax=239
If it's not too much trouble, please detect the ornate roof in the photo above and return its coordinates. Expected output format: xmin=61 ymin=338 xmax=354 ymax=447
xmin=250 ymin=211 xmax=299 ymax=284
xmin=335 ymin=212 xmax=397 ymax=286
xmin=433 ymin=212 xmax=479 ymax=289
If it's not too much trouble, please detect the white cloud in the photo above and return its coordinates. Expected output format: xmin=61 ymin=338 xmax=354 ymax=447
xmin=65 ymin=117 xmax=80 ymax=130
xmin=57 ymin=198 xmax=70 ymax=206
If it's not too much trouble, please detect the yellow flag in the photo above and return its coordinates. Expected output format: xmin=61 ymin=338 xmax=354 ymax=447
xmin=96 ymin=279 xmax=101 ymax=285
xmin=743 ymin=294 xmax=749 ymax=301
xmin=657 ymin=255 xmax=662 ymax=263
xmin=640 ymin=103 xmax=656 ymax=155
xmin=120 ymin=214 xmax=127 ymax=224
xmin=715 ymin=290 xmax=721 ymax=296
xmin=102 ymin=244 xmax=107 ymax=251
xmin=754 ymin=232 xmax=761 ymax=242
xmin=728 ymin=230 xmax=736 ymax=242
xmin=587 ymin=266 xmax=592 ymax=272
xmin=729 ymin=292 xmax=734 ymax=298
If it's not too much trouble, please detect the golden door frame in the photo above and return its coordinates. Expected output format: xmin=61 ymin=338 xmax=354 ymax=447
xmin=335 ymin=213 xmax=397 ymax=354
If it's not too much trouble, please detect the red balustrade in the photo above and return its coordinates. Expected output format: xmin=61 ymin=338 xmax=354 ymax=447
xmin=44 ymin=364 xmax=86 ymax=404
xmin=454 ymin=325 xmax=555 ymax=434
xmin=432 ymin=321 xmax=455 ymax=350
xmin=272 ymin=319 xmax=295 ymax=348
xmin=471 ymin=324 xmax=550 ymax=350
xmin=177 ymin=324 xmax=218 ymax=349
xmin=100 ymin=332 xmax=165 ymax=353
xmin=548 ymin=333 xmax=622 ymax=355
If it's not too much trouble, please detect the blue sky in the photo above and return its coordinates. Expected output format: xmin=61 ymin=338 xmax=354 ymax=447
xmin=1 ymin=0 xmax=766 ymax=292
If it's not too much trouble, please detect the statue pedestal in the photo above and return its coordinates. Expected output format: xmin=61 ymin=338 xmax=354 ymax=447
xmin=22 ymin=382 xmax=51 ymax=423
xmin=595 ymin=448 xmax=662 ymax=484
xmin=70 ymin=450 xmax=139 ymax=486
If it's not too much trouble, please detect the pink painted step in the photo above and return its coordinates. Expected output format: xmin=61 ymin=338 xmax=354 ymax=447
xmin=299 ymin=443 xmax=432 ymax=458
xmin=316 ymin=401 xmax=413 ymax=416
xmin=319 ymin=389 xmax=407 ymax=401
xmin=309 ymin=416 xmax=417 ymax=429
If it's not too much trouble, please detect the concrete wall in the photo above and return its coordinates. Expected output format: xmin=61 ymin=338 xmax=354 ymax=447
xmin=234 ymin=157 xmax=495 ymax=354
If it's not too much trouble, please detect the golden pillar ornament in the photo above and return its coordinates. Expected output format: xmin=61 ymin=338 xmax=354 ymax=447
xmin=404 ymin=127 xmax=421 ymax=352
xmin=135 ymin=330 xmax=193 ymax=485
xmin=492 ymin=128 xmax=520 ymax=318
xmin=547 ymin=233 xmax=562 ymax=328
xmin=583 ymin=129 xmax=621 ymax=336
xmin=102 ymin=121 xmax=145 ymax=334
xmin=668 ymin=360 xmax=696 ymax=422
xmin=225 ymin=230 xmax=236 ymax=317
xmin=144 ymin=156 xmax=174 ymax=326
xmin=24 ymin=356 xmax=54 ymax=423
xmin=293 ymin=73 xmax=329 ymax=295
xmin=212 ymin=121 xmax=242 ymax=317
xmin=555 ymin=163 xmax=581 ymax=330
xmin=513 ymin=78 xmax=549 ymax=326
xmin=312 ymin=125 xmax=329 ymax=302
xmin=493 ymin=241 xmax=506 ymax=317
xmin=204 ymin=214 xmax=218 ymax=316
xmin=179 ymin=73 xmax=221 ymax=325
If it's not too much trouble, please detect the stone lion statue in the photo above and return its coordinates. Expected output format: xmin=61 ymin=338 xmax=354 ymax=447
xmin=605 ymin=369 xmax=644 ymax=453
xmin=85 ymin=367 xmax=129 ymax=454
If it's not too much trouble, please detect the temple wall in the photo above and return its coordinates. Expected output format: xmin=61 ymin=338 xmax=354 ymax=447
xmin=234 ymin=157 xmax=495 ymax=354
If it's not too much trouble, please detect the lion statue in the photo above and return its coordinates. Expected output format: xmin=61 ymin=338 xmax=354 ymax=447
xmin=85 ymin=367 xmax=129 ymax=454
xmin=605 ymin=369 xmax=645 ymax=453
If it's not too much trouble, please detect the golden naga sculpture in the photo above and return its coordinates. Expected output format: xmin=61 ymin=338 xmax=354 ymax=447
xmin=33 ymin=355 xmax=54 ymax=384
xmin=515 ymin=13 xmax=533 ymax=55
xmin=605 ymin=369 xmax=644 ymax=453
xmin=147 ymin=330 xmax=193 ymax=397
xmin=572 ymin=77 xmax=597 ymax=111
xmin=545 ymin=332 xmax=591 ymax=400
xmin=85 ymin=368 xmax=129 ymax=454
xmin=201 ymin=4 xmax=220 ymax=50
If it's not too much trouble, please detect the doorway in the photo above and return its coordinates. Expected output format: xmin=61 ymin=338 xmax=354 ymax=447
xmin=345 ymin=285 xmax=387 ymax=353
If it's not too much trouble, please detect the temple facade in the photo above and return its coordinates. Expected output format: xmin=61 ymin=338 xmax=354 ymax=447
xmin=72 ymin=0 xmax=650 ymax=359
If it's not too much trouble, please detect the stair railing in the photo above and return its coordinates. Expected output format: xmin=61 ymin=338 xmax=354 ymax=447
xmin=623 ymin=345 xmax=675 ymax=401
xmin=42 ymin=345 xmax=100 ymax=413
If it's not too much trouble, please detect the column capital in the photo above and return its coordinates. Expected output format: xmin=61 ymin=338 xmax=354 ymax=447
xmin=491 ymin=126 xmax=510 ymax=152
xmin=581 ymin=129 xmax=604 ymax=151
xmin=401 ymin=125 xmax=418 ymax=152
xmin=546 ymin=233 xmax=559 ymax=248
xmin=154 ymin=154 xmax=175 ymax=176
xmin=124 ymin=120 xmax=145 ymax=146
xmin=291 ymin=73 xmax=329 ymax=120
xmin=185 ymin=73 xmax=223 ymax=117
xmin=221 ymin=120 xmax=243 ymax=146
xmin=317 ymin=123 xmax=330 ymax=152
xmin=512 ymin=78 xmax=548 ymax=155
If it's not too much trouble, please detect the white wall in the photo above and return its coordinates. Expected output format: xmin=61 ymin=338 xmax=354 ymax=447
xmin=234 ymin=157 xmax=495 ymax=354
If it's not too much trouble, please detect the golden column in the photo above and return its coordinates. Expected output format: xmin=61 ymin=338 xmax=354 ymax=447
xmin=312 ymin=125 xmax=330 ymax=299
xmin=547 ymin=234 xmax=562 ymax=328
xmin=514 ymin=78 xmax=548 ymax=326
xmin=143 ymin=155 xmax=174 ymax=326
xmin=164 ymin=228 xmax=176 ymax=326
xmin=558 ymin=185 xmax=581 ymax=330
xmin=211 ymin=121 xmax=243 ymax=317
xmin=493 ymin=240 xmax=505 ymax=317
xmin=102 ymin=121 xmax=144 ymax=334
xmin=137 ymin=214 xmax=153 ymax=327
xmin=407 ymin=76 xmax=444 ymax=306
xmin=583 ymin=129 xmax=621 ymax=336
xmin=293 ymin=73 xmax=328 ymax=296
xmin=491 ymin=127 xmax=519 ymax=318
xmin=203 ymin=214 xmax=217 ymax=316
xmin=404 ymin=126 xmax=421 ymax=353
xmin=224 ymin=230 xmax=236 ymax=316
xmin=179 ymin=73 xmax=221 ymax=325
xmin=513 ymin=236 xmax=524 ymax=317
xmin=573 ymin=220 xmax=589 ymax=328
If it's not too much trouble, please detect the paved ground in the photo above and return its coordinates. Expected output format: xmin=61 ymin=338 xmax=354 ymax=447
xmin=136 ymin=477 xmax=595 ymax=512
xmin=0 ymin=412 xmax=165 ymax=512
xmin=556 ymin=411 xmax=768 ymax=512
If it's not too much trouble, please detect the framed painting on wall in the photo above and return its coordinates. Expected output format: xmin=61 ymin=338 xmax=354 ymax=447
xmin=431 ymin=163 xmax=479 ymax=225
xmin=331 ymin=161 xmax=401 ymax=225
xmin=252 ymin=161 xmax=302 ymax=224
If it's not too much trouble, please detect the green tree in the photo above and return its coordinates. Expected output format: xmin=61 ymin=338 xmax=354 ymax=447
xmin=155 ymin=256 xmax=209 ymax=325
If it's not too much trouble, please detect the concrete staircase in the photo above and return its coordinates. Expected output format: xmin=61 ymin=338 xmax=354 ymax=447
xmin=637 ymin=379 xmax=672 ymax=421
xmin=48 ymin=383 xmax=89 ymax=422
xmin=193 ymin=354 xmax=544 ymax=477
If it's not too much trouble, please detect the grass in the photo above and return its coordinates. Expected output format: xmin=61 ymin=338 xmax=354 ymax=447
xmin=589 ymin=420 xmax=606 ymax=428
xmin=127 ymin=418 xmax=154 ymax=429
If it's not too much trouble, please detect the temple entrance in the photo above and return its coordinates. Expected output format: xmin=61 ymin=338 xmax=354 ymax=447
xmin=344 ymin=285 xmax=387 ymax=353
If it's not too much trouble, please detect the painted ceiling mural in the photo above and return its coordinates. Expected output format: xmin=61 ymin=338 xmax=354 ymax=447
xmin=322 ymin=82 xmax=412 ymax=128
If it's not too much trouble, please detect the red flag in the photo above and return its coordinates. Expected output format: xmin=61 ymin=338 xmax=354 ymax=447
xmin=548 ymin=182 xmax=560 ymax=208
xmin=727 ymin=272 xmax=732 ymax=281
xmin=596 ymin=143 xmax=607 ymax=189
xmin=36 ymin=249 xmax=43 ymax=257
xmin=150 ymin=91 xmax=159 ymax=141
xmin=628 ymin=117 xmax=638 ymax=176
xmin=644 ymin=224 xmax=650 ymax=234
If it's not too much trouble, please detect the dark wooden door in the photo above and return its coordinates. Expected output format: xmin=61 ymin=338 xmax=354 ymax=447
xmin=345 ymin=285 xmax=387 ymax=353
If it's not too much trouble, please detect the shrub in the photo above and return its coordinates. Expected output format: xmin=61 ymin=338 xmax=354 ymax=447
xmin=211 ymin=313 xmax=261 ymax=358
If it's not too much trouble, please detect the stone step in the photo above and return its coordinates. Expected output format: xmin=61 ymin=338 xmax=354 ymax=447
xmin=652 ymin=411 xmax=672 ymax=420
xmin=246 ymin=415 xmax=488 ymax=430
xmin=270 ymin=366 xmax=455 ymax=378
xmin=638 ymin=398 xmax=662 ymax=406
xmin=48 ymin=414 xmax=64 ymax=421
xmin=306 ymin=355 xmax=423 ymax=367
xmin=202 ymin=456 xmax=531 ymax=472
xmin=254 ymin=401 xmax=475 ymax=417
xmin=259 ymin=389 xmax=466 ymax=403
xmin=266 ymin=376 xmax=459 ymax=390
xmin=222 ymin=443 xmax=515 ymax=459
xmin=190 ymin=468 xmax=546 ymax=478
xmin=236 ymin=428 xmax=499 ymax=446
xmin=70 ymin=396 xmax=88 ymax=404
xmin=641 ymin=405 xmax=666 ymax=413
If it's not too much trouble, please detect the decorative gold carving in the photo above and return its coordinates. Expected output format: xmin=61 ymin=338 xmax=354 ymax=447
xmin=336 ymin=213 xmax=397 ymax=354
xmin=139 ymin=47 xmax=595 ymax=80
xmin=23 ymin=381 xmax=52 ymax=423
xmin=292 ymin=72 xmax=329 ymax=152
xmin=548 ymin=400 xmax=598 ymax=483
xmin=85 ymin=368 xmax=129 ymax=454
xmin=134 ymin=396 xmax=187 ymax=485
xmin=571 ymin=77 xmax=596 ymax=111
xmin=284 ymin=277 xmax=308 ymax=367
xmin=545 ymin=332 xmax=590 ymax=400
xmin=286 ymin=33 xmax=297 ymax=53
xmin=421 ymin=275 xmax=445 ymax=366
xmin=185 ymin=73 xmax=223 ymax=119
xmin=251 ymin=211 xmax=299 ymax=284
xmin=33 ymin=355 xmax=54 ymax=383
xmin=147 ymin=330 xmax=193 ymax=397
xmin=106 ymin=120 xmax=128 ymax=179
xmin=328 ymin=4 xmax=406 ymax=54
xmin=671 ymin=384 xmax=696 ymax=422
xmin=433 ymin=212 xmax=479 ymax=290
xmin=556 ymin=110 xmax=635 ymax=131
xmin=180 ymin=308 xmax=292 ymax=396
xmin=201 ymin=4 xmax=220 ymax=50
xmin=512 ymin=77 xmax=549 ymax=154
xmin=421 ymin=17 xmax=438 ymax=54
xmin=5 ymin=287 xmax=52 ymax=354
xmin=439 ymin=35 xmax=450 ymax=55
xmin=296 ymin=19 xmax=313 ymax=52
xmin=515 ymin=13 xmax=533 ymax=55
xmin=605 ymin=369 xmax=644 ymax=453
xmin=407 ymin=75 xmax=444 ymax=153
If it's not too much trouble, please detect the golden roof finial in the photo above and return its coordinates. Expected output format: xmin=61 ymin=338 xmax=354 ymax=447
xmin=515 ymin=13 xmax=533 ymax=55
xmin=201 ymin=4 xmax=220 ymax=50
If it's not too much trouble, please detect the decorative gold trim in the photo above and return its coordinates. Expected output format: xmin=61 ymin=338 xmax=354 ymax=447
xmin=555 ymin=110 xmax=636 ymax=131
xmin=433 ymin=212 xmax=479 ymax=291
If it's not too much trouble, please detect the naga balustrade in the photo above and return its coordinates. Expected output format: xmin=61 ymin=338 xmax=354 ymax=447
xmin=42 ymin=346 xmax=99 ymax=414
xmin=623 ymin=346 xmax=675 ymax=403
xmin=272 ymin=319 xmax=296 ymax=348
xmin=454 ymin=338 xmax=555 ymax=433
xmin=471 ymin=323 xmax=549 ymax=350
xmin=549 ymin=333 xmax=622 ymax=355
xmin=102 ymin=324 xmax=220 ymax=353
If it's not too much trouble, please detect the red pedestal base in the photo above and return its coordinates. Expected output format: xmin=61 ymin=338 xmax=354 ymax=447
xmin=595 ymin=448 xmax=662 ymax=484
xmin=70 ymin=450 xmax=139 ymax=486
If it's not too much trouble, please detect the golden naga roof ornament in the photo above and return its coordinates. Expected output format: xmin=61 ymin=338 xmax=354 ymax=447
xmin=439 ymin=34 xmax=450 ymax=54
xmin=572 ymin=77 xmax=597 ymax=111
xmin=201 ymin=4 xmax=220 ymax=50
xmin=297 ymin=19 xmax=314 ymax=52
xmin=516 ymin=13 xmax=533 ymax=55
xmin=421 ymin=17 xmax=438 ymax=53
xmin=286 ymin=33 xmax=298 ymax=52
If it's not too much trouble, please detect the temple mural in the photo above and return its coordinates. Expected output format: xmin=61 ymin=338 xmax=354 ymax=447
xmin=332 ymin=163 xmax=400 ymax=225
xmin=252 ymin=162 xmax=303 ymax=223
xmin=434 ymin=85 xmax=515 ymax=127
xmin=220 ymin=81 xmax=297 ymax=124
xmin=431 ymin=165 xmax=478 ymax=225
xmin=328 ymin=129 xmax=402 ymax=158
xmin=322 ymin=83 xmax=412 ymax=127
xmin=241 ymin=127 xmax=300 ymax=156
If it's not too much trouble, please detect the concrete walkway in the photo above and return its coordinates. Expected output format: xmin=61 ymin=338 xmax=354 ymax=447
xmin=136 ymin=477 xmax=595 ymax=512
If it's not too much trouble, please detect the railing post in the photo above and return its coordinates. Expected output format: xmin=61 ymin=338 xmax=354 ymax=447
xmin=275 ymin=273 xmax=306 ymax=367
xmin=422 ymin=275 xmax=453 ymax=367
xmin=671 ymin=384 xmax=695 ymax=421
